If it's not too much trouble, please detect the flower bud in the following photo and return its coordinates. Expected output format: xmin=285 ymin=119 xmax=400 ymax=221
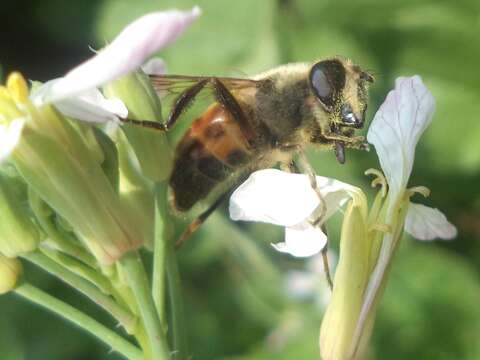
xmin=0 ymin=255 xmax=22 ymax=294
xmin=103 ymin=70 xmax=172 ymax=181
xmin=1 ymin=72 xmax=145 ymax=264
xmin=0 ymin=169 xmax=40 ymax=257
xmin=320 ymin=196 xmax=371 ymax=360
xmin=116 ymin=133 xmax=155 ymax=249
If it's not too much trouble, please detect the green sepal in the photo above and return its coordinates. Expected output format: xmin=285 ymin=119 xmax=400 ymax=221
xmin=0 ymin=168 xmax=40 ymax=257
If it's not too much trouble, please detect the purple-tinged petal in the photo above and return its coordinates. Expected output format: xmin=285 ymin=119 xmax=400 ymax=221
xmin=35 ymin=7 xmax=200 ymax=103
xmin=142 ymin=58 xmax=167 ymax=75
xmin=367 ymin=76 xmax=435 ymax=196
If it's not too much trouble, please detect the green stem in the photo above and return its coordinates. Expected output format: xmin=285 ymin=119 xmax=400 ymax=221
xmin=152 ymin=182 xmax=171 ymax=329
xmin=22 ymin=251 xmax=137 ymax=333
xmin=165 ymin=241 xmax=188 ymax=360
xmin=120 ymin=251 xmax=169 ymax=360
xmin=15 ymin=282 xmax=143 ymax=360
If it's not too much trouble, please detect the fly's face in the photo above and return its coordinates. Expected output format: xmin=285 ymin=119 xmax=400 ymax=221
xmin=308 ymin=58 xmax=374 ymax=138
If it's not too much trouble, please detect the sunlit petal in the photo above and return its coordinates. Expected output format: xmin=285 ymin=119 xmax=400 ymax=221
xmin=229 ymin=169 xmax=355 ymax=227
xmin=404 ymin=202 xmax=457 ymax=240
xmin=367 ymin=76 xmax=435 ymax=196
xmin=273 ymin=222 xmax=328 ymax=257
xmin=33 ymin=7 xmax=200 ymax=104
xmin=0 ymin=118 xmax=25 ymax=162
xmin=54 ymin=88 xmax=128 ymax=123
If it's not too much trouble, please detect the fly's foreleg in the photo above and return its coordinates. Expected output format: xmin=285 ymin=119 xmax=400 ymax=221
xmin=290 ymin=150 xmax=333 ymax=289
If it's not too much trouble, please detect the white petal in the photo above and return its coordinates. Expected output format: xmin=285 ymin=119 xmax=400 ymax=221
xmin=33 ymin=7 xmax=200 ymax=104
xmin=405 ymin=202 xmax=457 ymax=241
xmin=229 ymin=169 xmax=355 ymax=227
xmin=0 ymin=118 xmax=25 ymax=162
xmin=367 ymin=76 xmax=435 ymax=196
xmin=273 ymin=222 xmax=327 ymax=257
xmin=53 ymin=88 xmax=128 ymax=123
xmin=142 ymin=58 xmax=167 ymax=75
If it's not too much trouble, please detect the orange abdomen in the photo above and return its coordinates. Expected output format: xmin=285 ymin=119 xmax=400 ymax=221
xmin=169 ymin=103 xmax=254 ymax=211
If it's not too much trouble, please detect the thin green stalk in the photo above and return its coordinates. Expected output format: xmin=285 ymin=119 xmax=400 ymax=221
xmin=15 ymin=282 xmax=143 ymax=360
xmin=40 ymin=247 xmax=116 ymax=295
xmin=165 ymin=241 xmax=188 ymax=360
xmin=22 ymin=251 xmax=137 ymax=333
xmin=152 ymin=182 xmax=172 ymax=329
xmin=120 ymin=251 xmax=169 ymax=360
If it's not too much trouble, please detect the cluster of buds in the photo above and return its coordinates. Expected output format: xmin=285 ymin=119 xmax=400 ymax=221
xmin=0 ymin=7 xmax=200 ymax=290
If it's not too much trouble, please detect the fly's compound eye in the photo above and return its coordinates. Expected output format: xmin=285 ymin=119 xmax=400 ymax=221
xmin=309 ymin=59 xmax=346 ymax=111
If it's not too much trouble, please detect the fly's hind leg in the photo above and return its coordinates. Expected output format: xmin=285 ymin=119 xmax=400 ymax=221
xmin=120 ymin=79 xmax=209 ymax=131
xmin=175 ymin=192 xmax=228 ymax=249
xmin=293 ymin=151 xmax=333 ymax=290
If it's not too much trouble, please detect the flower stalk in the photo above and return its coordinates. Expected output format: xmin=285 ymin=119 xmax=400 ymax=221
xmin=120 ymin=251 xmax=170 ymax=360
xmin=22 ymin=251 xmax=138 ymax=332
xmin=14 ymin=282 xmax=143 ymax=360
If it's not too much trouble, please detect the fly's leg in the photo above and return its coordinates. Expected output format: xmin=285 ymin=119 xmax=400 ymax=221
xmin=295 ymin=151 xmax=327 ymax=221
xmin=120 ymin=79 xmax=209 ymax=131
xmin=324 ymin=133 xmax=369 ymax=151
xmin=122 ymin=77 xmax=258 ymax=144
xmin=279 ymin=157 xmax=300 ymax=173
xmin=294 ymin=151 xmax=333 ymax=290
xmin=175 ymin=192 xmax=228 ymax=249
xmin=210 ymin=78 xmax=256 ymax=143
xmin=319 ymin=225 xmax=333 ymax=289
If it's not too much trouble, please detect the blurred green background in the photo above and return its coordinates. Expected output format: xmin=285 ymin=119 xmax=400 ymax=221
xmin=1 ymin=0 xmax=480 ymax=359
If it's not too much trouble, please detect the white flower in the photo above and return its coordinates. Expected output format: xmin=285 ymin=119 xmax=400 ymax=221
xmin=367 ymin=76 xmax=456 ymax=242
xmin=340 ymin=76 xmax=457 ymax=360
xmin=367 ymin=76 xmax=435 ymax=198
xmin=30 ymin=7 xmax=200 ymax=123
xmin=229 ymin=169 xmax=359 ymax=257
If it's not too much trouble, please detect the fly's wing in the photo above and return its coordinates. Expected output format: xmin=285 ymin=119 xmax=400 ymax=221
xmin=149 ymin=74 xmax=264 ymax=115
xmin=148 ymin=74 xmax=266 ymax=140
xmin=149 ymin=74 xmax=263 ymax=99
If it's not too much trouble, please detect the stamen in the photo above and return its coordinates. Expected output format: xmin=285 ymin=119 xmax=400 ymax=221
xmin=407 ymin=185 xmax=431 ymax=198
xmin=7 ymin=72 xmax=29 ymax=103
xmin=364 ymin=168 xmax=388 ymax=198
